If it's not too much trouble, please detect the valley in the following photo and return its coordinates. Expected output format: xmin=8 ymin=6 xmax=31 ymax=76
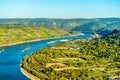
xmin=0 ymin=18 xmax=120 ymax=80
xmin=0 ymin=18 xmax=120 ymax=47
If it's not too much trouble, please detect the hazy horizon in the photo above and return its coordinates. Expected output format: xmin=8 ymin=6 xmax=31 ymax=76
xmin=0 ymin=17 xmax=120 ymax=19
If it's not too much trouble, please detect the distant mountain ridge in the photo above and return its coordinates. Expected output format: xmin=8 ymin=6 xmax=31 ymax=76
xmin=0 ymin=18 xmax=120 ymax=34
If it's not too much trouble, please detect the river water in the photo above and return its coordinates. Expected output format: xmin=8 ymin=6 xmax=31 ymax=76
xmin=0 ymin=33 xmax=90 ymax=80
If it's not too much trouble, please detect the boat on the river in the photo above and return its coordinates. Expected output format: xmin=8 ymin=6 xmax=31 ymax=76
xmin=47 ymin=41 xmax=57 ymax=44
xmin=79 ymin=33 xmax=85 ymax=35
xmin=22 ymin=47 xmax=31 ymax=52
xmin=0 ymin=49 xmax=5 ymax=53
xmin=59 ymin=39 xmax=69 ymax=42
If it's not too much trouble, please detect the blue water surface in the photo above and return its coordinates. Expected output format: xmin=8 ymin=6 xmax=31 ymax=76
xmin=0 ymin=33 xmax=90 ymax=80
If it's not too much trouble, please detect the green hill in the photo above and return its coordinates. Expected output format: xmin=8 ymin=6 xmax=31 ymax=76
xmin=21 ymin=29 xmax=120 ymax=80
xmin=0 ymin=26 xmax=69 ymax=45
xmin=71 ymin=21 xmax=107 ymax=33
xmin=71 ymin=19 xmax=120 ymax=34
xmin=0 ymin=18 xmax=90 ymax=31
xmin=103 ymin=29 xmax=120 ymax=39
xmin=1 ymin=18 xmax=120 ymax=46
xmin=0 ymin=18 xmax=120 ymax=34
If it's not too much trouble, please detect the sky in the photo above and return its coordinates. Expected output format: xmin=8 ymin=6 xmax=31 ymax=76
xmin=0 ymin=0 xmax=120 ymax=18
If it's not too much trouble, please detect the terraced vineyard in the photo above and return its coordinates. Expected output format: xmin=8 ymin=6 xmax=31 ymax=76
xmin=0 ymin=25 xmax=69 ymax=45
xmin=21 ymin=30 xmax=120 ymax=80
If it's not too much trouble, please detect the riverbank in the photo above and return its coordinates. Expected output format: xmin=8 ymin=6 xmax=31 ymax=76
xmin=0 ymin=36 xmax=63 ymax=48
xmin=0 ymin=33 xmax=92 ymax=80
xmin=20 ymin=65 xmax=40 ymax=80
xmin=0 ymin=34 xmax=82 ymax=48
xmin=0 ymin=38 xmax=45 ymax=48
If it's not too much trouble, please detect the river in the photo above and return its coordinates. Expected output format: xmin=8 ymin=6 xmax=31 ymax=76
xmin=0 ymin=33 xmax=90 ymax=80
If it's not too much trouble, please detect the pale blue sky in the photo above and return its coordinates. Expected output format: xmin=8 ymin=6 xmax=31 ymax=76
xmin=0 ymin=0 xmax=120 ymax=18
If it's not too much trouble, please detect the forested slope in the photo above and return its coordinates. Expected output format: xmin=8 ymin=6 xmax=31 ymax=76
xmin=21 ymin=29 xmax=120 ymax=80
